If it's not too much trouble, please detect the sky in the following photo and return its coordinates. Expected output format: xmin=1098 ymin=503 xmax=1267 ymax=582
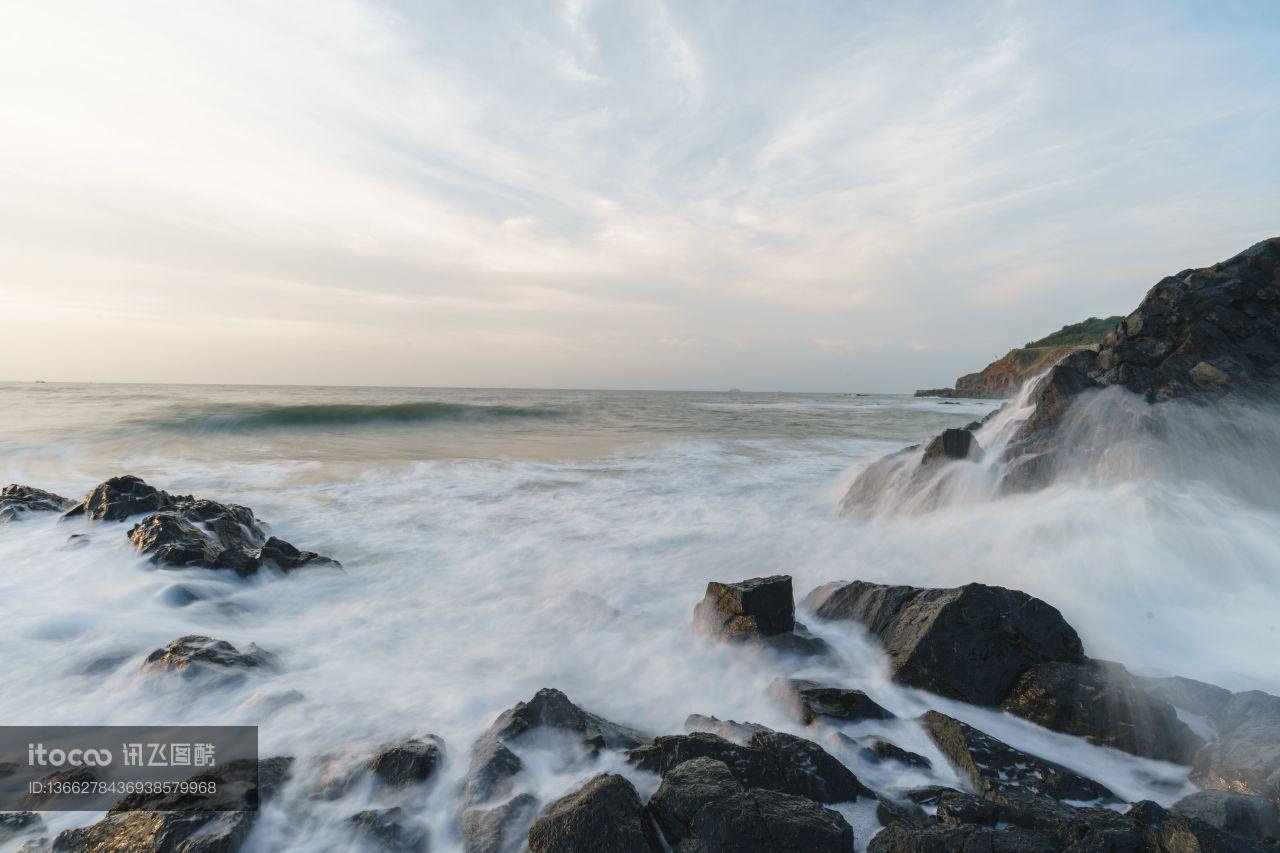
xmin=1 ymin=0 xmax=1277 ymax=391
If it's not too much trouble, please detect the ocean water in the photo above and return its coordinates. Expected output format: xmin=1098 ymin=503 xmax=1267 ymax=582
xmin=1 ymin=381 xmax=1276 ymax=850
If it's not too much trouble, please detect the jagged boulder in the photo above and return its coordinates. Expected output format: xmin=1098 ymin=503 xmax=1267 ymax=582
xmin=63 ymin=475 xmax=187 ymax=521
xmin=461 ymin=793 xmax=539 ymax=853
xmin=368 ymin=736 xmax=445 ymax=787
xmin=804 ymin=581 xmax=1084 ymax=705
xmin=141 ymin=635 xmax=277 ymax=678
xmin=770 ymin=678 xmax=893 ymax=725
xmin=527 ymin=774 xmax=660 ymax=853
xmin=920 ymin=711 xmax=1116 ymax=804
xmin=683 ymin=715 xmax=774 ymax=743
xmin=647 ymin=757 xmax=854 ymax=853
xmin=694 ymin=575 xmax=829 ymax=656
xmin=1092 ymin=238 xmax=1280 ymax=401
xmin=628 ymin=730 xmax=874 ymax=804
xmin=1001 ymin=659 xmax=1203 ymax=763
xmin=0 ymin=485 xmax=71 ymax=522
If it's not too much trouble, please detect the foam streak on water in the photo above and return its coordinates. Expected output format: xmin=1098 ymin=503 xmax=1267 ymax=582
xmin=0 ymin=381 xmax=1274 ymax=850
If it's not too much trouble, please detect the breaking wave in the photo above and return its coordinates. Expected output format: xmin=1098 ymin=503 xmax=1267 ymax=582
xmin=143 ymin=401 xmax=566 ymax=432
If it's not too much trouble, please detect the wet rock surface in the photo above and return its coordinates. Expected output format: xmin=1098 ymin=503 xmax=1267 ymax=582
xmin=1001 ymin=659 xmax=1203 ymax=763
xmin=1191 ymin=689 xmax=1280 ymax=805
xmin=628 ymin=729 xmax=874 ymax=804
xmin=367 ymin=736 xmax=446 ymax=788
xmin=527 ymin=773 xmax=659 ymax=853
xmin=460 ymin=793 xmax=539 ymax=853
xmin=1171 ymin=790 xmax=1280 ymax=844
xmin=647 ymin=757 xmax=855 ymax=853
xmin=0 ymin=812 xmax=44 ymax=843
xmin=141 ymin=635 xmax=277 ymax=678
xmin=0 ymin=484 xmax=72 ymax=522
xmin=920 ymin=711 xmax=1117 ymax=804
xmin=921 ymin=429 xmax=983 ymax=464
xmin=804 ymin=580 xmax=1084 ymax=705
xmin=771 ymin=678 xmax=893 ymax=725
xmin=694 ymin=575 xmax=830 ymax=656
xmin=63 ymin=475 xmax=186 ymax=521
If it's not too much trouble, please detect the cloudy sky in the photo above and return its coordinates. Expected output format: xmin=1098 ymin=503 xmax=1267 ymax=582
xmin=1 ymin=1 xmax=1277 ymax=391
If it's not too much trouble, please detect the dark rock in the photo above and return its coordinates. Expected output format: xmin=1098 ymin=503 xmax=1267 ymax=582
xmin=460 ymin=689 xmax=645 ymax=849
xmin=22 ymin=767 xmax=101 ymax=809
xmin=920 ymin=711 xmax=1117 ymax=804
xmin=932 ymin=788 xmax=1147 ymax=850
xmin=1001 ymin=659 xmax=1203 ymax=763
xmin=527 ymin=774 xmax=659 ymax=853
xmin=53 ymin=757 xmax=291 ymax=853
xmin=0 ymin=812 xmax=44 ymax=842
xmin=141 ymin=635 xmax=277 ymax=678
xmin=627 ymin=730 xmax=874 ymax=804
xmin=1171 ymin=790 xmax=1280 ymax=843
xmin=0 ymin=485 xmax=72 ymax=522
xmin=1126 ymin=799 xmax=1262 ymax=852
xmin=1192 ymin=689 xmax=1280 ymax=805
xmin=349 ymin=807 xmax=429 ymax=853
xmin=647 ymin=757 xmax=854 ymax=853
xmin=770 ymin=678 xmax=894 ymax=725
xmin=866 ymin=823 xmax=1057 ymax=852
xmin=63 ymin=475 xmax=187 ymax=521
xmin=804 ymin=581 xmax=1084 ymax=705
xmin=921 ymin=429 xmax=983 ymax=464
xmin=368 ymin=736 xmax=445 ymax=787
xmin=998 ymin=450 xmax=1061 ymax=495
xmin=694 ymin=575 xmax=795 ymax=639
xmin=129 ymin=513 xmax=223 ymax=566
xmin=842 ymin=735 xmax=930 ymax=770
xmin=1010 ymin=364 xmax=1101 ymax=443
xmin=1092 ymin=238 xmax=1280 ymax=401
xmin=460 ymin=793 xmax=539 ymax=853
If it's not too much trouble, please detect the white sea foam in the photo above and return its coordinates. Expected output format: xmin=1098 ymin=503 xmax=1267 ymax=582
xmin=0 ymin=382 xmax=1274 ymax=850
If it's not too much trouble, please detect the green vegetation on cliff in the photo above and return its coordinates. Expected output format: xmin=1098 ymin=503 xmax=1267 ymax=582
xmin=1025 ymin=316 xmax=1123 ymax=349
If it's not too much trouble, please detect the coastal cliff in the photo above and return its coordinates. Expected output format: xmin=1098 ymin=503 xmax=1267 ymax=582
xmin=915 ymin=316 xmax=1123 ymax=399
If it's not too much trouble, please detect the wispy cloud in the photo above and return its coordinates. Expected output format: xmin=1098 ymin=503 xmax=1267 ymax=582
xmin=0 ymin=0 xmax=1276 ymax=389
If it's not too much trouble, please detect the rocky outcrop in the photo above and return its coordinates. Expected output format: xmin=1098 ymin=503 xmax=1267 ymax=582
xmin=1171 ymin=790 xmax=1280 ymax=844
xmin=0 ymin=485 xmax=72 ymax=522
xmin=920 ymin=711 xmax=1117 ymax=804
xmin=62 ymin=475 xmax=188 ymax=521
xmin=647 ymin=757 xmax=854 ymax=853
xmin=52 ymin=756 xmax=292 ymax=853
xmin=835 ymin=734 xmax=931 ymax=770
xmin=527 ymin=774 xmax=660 ymax=853
xmin=628 ymin=730 xmax=875 ymax=805
xmin=141 ymin=635 xmax=277 ymax=678
xmin=804 ymin=581 xmax=1084 ymax=706
xmin=460 ymin=689 xmax=646 ymax=853
xmin=1126 ymin=799 xmax=1262 ymax=852
xmin=693 ymin=575 xmax=829 ymax=656
xmin=1001 ymin=659 xmax=1203 ymax=763
xmin=770 ymin=678 xmax=893 ymax=725
xmin=914 ymin=316 xmax=1122 ymax=399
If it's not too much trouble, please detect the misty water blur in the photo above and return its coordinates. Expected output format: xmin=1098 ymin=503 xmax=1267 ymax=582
xmin=0 ymin=380 xmax=1273 ymax=850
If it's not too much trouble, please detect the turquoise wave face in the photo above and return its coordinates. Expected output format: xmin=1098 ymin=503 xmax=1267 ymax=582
xmin=147 ymin=401 xmax=566 ymax=432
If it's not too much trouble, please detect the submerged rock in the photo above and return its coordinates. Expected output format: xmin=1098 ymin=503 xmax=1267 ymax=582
xmin=368 ymin=736 xmax=445 ymax=788
xmin=0 ymin=812 xmax=43 ymax=843
xmin=920 ymin=711 xmax=1116 ymax=804
xmin=683 ymin=714 xmax=774 ymax=743
xmin=647 ymin=757 xmax=854 ymax=853
xmin=141 ymin=635 xmax=277 ymax=678
xmin=804 ymin=580 xmax=1084 ymax=706
xmin=527 ymin=774 xmax=659 ymax=853
xmin=1001 ymin=659 xmax=1203 ymax=763
xmin=459 ymin=689 xmax=646 ymax=852
xmin=830 ymin=733 xmax=931 ymax=770
xmin=0 ymin=485 xmax=72 ymax=522
xmin=348 ymin=807 xmax=429 ymax=853
xmin=770 ymin=678 xmax=893 ymax=725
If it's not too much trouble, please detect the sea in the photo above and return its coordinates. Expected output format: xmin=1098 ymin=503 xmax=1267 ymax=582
xmin=1 ymin=381 xmax=1276 ymax=849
